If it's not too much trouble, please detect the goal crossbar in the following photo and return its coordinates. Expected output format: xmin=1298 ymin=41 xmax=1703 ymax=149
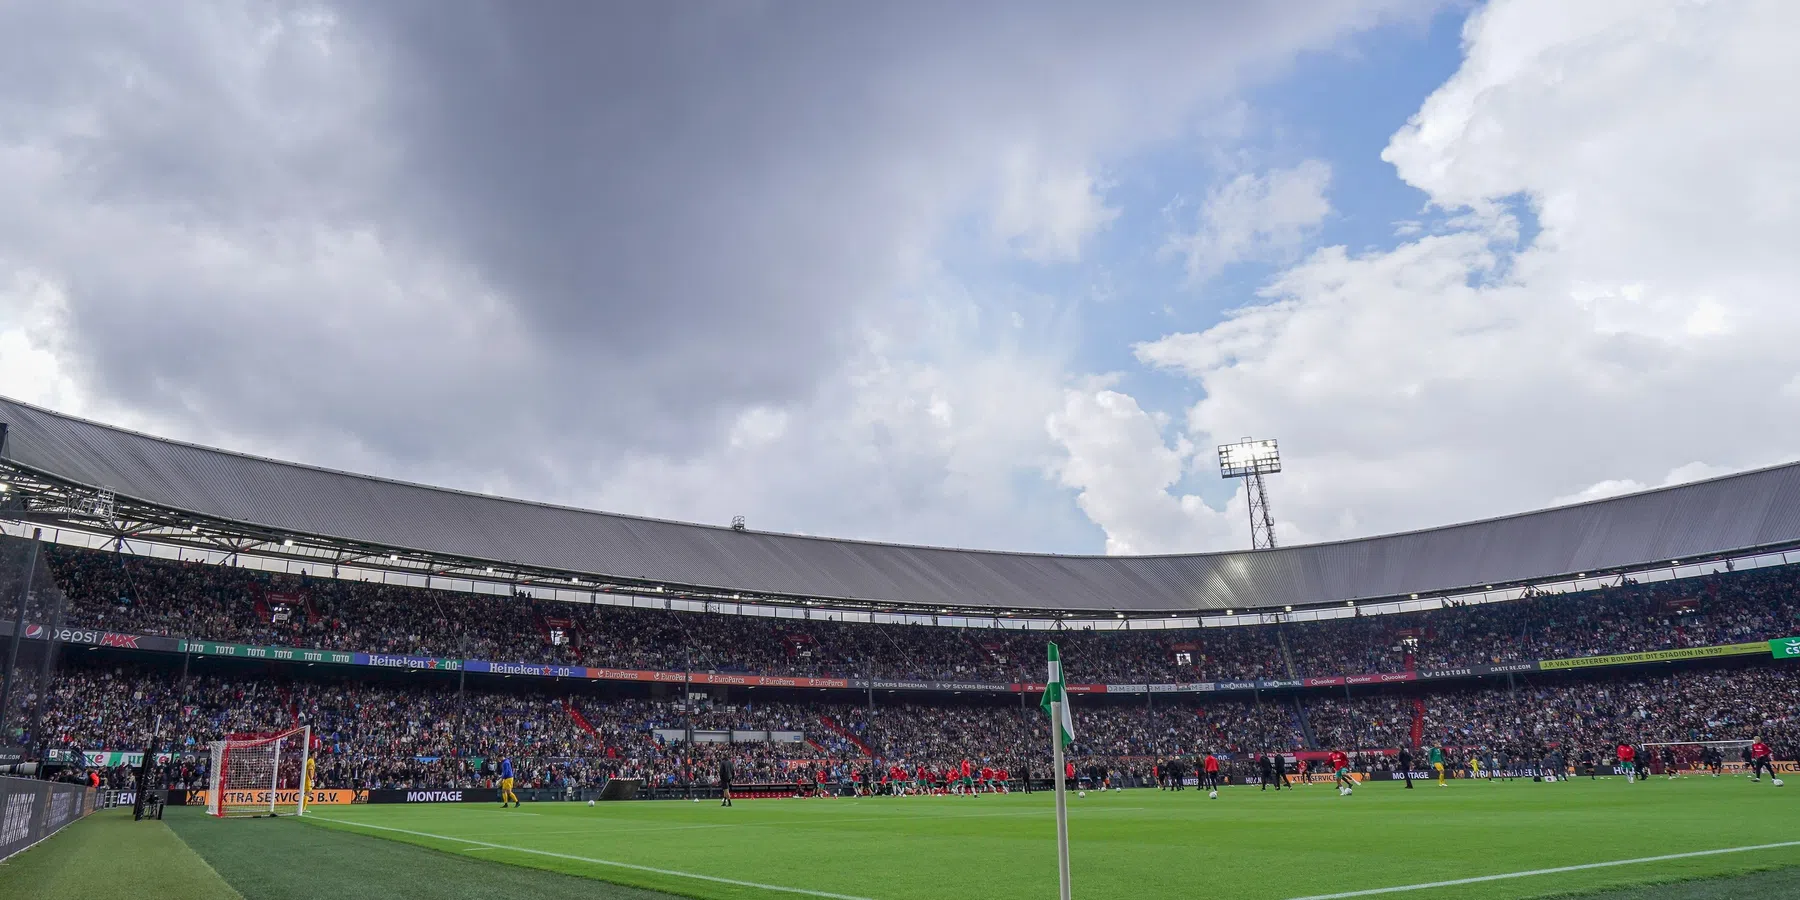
xmin=207 ymin=726 xmax=311 ymax=818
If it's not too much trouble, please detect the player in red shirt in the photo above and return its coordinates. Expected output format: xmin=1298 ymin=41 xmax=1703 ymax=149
xmin=1329 ymin=749 xmax=1354 ymax=795
xmin=1616 ymin=743 xmax=1637 ymax=783
xmin=1750 ymin=738 xmax=1777 ymax=783
xmin=1202 ymin=753 xmax=1222 ymax=793
xmin=996 ymin=767 xmax=1010 ymax=793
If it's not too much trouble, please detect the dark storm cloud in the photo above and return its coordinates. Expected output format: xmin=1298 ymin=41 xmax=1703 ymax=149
xmin=0 ymin=0 xmax=1423 ymax=513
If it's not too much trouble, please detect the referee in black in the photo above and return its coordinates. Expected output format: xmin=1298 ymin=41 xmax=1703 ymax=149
xmin=719 ymin=757 xmax=734 ymax=807
xmin=1398 ymin=746 xmax=1415 ymax=789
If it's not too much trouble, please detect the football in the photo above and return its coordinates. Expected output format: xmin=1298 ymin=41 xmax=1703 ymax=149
xmin=1774 ymin=778 xmax=1785 ymax=787
xmin=1208 ymin=790 xmax=1218 ymax=799
xmin=1078 ymin=790 xmax=1086 ymax=798
xmin=587 ymin=800 xmax=595 ymax=807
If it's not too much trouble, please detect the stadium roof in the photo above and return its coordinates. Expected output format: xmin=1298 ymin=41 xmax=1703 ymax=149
xmin=4 ymin=394 xmax=1800 ymax=616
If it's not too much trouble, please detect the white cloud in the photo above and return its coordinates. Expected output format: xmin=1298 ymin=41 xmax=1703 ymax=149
xmin=1046 ymin=382 xmax=1240 ymax=554
xmin=1553 ymin=461 xmax=1739 ymax=507
xmin=0 ymin=0 xmax=1427 ymax=555
xmin=991 ymin=149 xmax=1119 ymax=262
xmin=1168 ymin=159 xmax=1333 ymax=282
xmin=1079 ymin=0 xmax=1800 ymax=549
xmin=587 ymin=291 xmax=1091 ymax=551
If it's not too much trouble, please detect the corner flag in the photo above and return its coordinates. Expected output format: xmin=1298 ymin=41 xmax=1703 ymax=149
xmin=1040 ymin=643 xmax=1076 ymax=747
xmin=1042 ymin=642 xmax=1074 ymax=900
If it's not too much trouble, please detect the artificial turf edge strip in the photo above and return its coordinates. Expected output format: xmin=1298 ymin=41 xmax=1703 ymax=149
xmin=0 ymin=809 xmax=243 ymax=900
xmin=165 ymin=806 xmax=684 ymax=900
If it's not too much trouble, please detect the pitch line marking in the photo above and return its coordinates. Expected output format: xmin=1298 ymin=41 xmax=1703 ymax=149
xmin=1284 ymin=840 xmax=1800 ymax=899
xmin=307 ymin=816 xmax=876 ymax=900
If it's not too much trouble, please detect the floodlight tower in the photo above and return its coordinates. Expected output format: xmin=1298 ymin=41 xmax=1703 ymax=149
xmin=1218 ymin=438 xmax=1281 ymax=550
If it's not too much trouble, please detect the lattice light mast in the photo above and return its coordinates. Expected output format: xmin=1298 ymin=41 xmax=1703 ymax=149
xmin=1218 ymin=438 xmax=1281 ymax=550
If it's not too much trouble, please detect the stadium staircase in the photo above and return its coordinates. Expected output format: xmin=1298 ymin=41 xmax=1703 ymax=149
xmin=1275 ymin=626 xmax=1300 ymax=680
xmin=819 ymin=714 xmax=877 ymax=757
xmin=564 ymin=699 xmax=600 ymax=738
xmin=1405 ymin=650 xmax=1425 ymax=748
xmin=1291 ymin=697 xmax=1319 ymax=750
xmin=277 ymin=685 xmax=300 ymax=730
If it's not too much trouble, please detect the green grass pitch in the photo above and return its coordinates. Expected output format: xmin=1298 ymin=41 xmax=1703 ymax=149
xmin=296 ymin=778 xmax=1795 ymax=900
xmin=6 ymin=779 xmax=1794 ymax=900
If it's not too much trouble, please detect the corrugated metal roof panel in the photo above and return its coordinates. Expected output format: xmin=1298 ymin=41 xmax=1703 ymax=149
xmin=4 ymin=395 xmax=1798 ymax=613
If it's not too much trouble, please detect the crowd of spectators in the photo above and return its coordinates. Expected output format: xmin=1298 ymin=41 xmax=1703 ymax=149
xmin=8 ymin=663 xmax=884 ymax=791
xmin=12 ymin=656 xmax=1793 ymax=795
xmin=46 ymin=547 xmax=1800 ymax=686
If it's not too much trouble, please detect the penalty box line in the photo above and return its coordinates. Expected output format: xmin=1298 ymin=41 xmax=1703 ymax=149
xmin=306 ymin=816 xmax=876 ymax=900
xmin=1286 ymin=840 xmax=1800 ymax=900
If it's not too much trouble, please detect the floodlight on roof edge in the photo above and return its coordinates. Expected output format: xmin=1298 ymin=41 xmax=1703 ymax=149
xmin=1218 ymin=437 xmax=1281 ymax=550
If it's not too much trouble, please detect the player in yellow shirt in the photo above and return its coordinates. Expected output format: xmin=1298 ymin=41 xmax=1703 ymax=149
xmin=499 ymin=757 xmax=519 ymax=807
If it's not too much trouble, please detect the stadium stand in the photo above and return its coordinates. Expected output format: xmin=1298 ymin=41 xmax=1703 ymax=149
xmin=42 ymin=546 xmax=1800 ymax=684
xmin=1 ymin=399 xmax=1797 ymax=802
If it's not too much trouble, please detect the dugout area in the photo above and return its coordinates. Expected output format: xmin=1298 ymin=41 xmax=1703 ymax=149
xmin=1 ymin=784 xmax=1796 ymax=900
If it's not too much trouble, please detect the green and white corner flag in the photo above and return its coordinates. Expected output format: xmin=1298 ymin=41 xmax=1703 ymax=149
xmin=1040 ymin=642 xmax=1076 ymax=747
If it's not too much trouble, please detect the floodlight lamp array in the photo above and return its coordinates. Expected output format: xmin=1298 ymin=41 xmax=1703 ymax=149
xmin=1218 ymin=438 xmax=1281 ymax=478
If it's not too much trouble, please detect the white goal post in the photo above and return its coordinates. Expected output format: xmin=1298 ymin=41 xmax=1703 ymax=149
xmin=206 ymin=726 xmax=312 ymax=818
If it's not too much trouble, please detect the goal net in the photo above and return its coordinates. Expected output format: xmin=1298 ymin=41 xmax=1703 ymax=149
xmin=206 ymin=727 xmax=311 ymax=817
xmin=1642 ymin=740 xmax=1754 ymax=775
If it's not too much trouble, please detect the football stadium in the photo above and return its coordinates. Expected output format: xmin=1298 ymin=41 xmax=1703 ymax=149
xmin=0 ymin=397 xmax=1794 ymax=900
xmin=4 ymin=4 xmax=1800 ymax=899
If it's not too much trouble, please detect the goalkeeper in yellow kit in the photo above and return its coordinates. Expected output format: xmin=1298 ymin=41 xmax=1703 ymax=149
xmin=499 ymin=757 xmax=519 ymax=807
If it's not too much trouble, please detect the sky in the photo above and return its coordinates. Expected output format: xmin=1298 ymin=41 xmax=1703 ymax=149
xmin=3 ymin=0 xmax=1798 ymax=557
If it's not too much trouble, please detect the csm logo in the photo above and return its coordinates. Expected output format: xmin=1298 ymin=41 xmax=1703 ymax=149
xmin=1 ymin=794 xmax=34 ymax=847
xmin=1784 ymin=639 xmax=1800 ymax=656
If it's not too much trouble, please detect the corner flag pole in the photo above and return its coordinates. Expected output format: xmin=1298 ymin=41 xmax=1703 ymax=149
xmin=1051 ymin=698 xmax=1072 ymax=900
xmin=1043 ymin=642 xmax=1073 ymax=900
